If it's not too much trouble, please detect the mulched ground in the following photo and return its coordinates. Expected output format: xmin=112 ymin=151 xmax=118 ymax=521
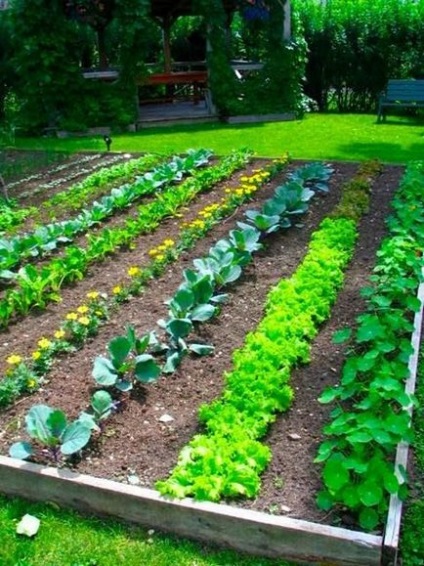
xmin=0 ymin=153 xmax=404 ymax=529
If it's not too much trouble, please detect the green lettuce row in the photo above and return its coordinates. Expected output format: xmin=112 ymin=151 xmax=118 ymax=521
xmin=156 ymin=162 xmax=379 ymax=502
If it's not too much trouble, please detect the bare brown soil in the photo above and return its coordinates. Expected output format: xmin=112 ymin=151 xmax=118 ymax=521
xmin=0 ymin=153 xmax=404 ymax=528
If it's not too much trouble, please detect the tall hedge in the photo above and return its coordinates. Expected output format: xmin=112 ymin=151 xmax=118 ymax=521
xmin=294 ymin=0 xmax=424 ymax=112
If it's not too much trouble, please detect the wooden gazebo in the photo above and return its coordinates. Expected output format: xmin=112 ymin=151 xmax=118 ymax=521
xmin=76 ymin=0 xmax=293 ymax=127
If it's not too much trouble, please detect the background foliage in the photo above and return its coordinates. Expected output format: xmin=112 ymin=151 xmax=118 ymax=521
xmin=295 ymin=0 xmax=424 ymax=112
xmin=1 ymin=0 xmax=304 ymax=131
xmin=3 ymin=0 xmax=424 ymax=132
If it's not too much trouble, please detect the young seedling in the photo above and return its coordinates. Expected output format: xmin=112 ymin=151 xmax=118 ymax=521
xmin=78 ymin=390 xmax=118 ymax=433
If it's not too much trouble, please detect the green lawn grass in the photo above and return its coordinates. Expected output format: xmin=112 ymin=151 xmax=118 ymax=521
xmin=11 ymin=113 xmax=424 ymax=164
xmin=0 ymin=495 xmax=293 ymax=566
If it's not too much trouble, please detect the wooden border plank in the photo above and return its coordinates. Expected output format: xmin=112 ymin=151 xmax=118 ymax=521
xmin=0 ymin=455 xmax=381 ymax=566
xmin=383 ymin=271 xmax=424 ymax=564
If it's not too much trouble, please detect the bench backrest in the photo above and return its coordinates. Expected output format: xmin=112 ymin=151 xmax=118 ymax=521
xmin=384 ymin=79 xmax=424 ymax=102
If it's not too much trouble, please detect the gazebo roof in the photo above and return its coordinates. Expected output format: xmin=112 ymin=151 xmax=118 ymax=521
xmin=150 ymin=0 xmax=237 ymax=19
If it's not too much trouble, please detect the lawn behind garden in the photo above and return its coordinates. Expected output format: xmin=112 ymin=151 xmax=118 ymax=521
xmin=11 ymin=113 xmax=424 ymax=164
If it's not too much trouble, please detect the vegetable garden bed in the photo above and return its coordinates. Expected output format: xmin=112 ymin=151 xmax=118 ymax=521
xmin=0 ymin=150 xmax=419 ymax=565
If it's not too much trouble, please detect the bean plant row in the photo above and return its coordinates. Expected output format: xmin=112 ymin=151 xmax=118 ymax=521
xmin=315 ymin=161 xmax=424 ymax=531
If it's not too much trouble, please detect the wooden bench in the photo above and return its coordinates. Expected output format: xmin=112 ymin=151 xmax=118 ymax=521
xmin=137 ymin=71 xmax=208 ymax=105
xmin=378 ymin=79 xmax=424 ymax=122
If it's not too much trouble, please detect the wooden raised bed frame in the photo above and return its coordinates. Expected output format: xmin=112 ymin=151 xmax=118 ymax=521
xmin=1 ymin=277 xmax=423 ymax=566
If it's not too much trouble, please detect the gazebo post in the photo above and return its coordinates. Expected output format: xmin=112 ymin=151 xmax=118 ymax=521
xmin=162 ymin=14 xmax=173 ymax=73
xmin=283 ymin=0 xmax=291 ymax=41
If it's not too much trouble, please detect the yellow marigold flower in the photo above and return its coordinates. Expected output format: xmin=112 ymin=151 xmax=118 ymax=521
xmin=240 ymin=176 xmax=249 ymax=182
xmin=157 ymin=244 xmax=167 ymax=252
xmin=27 ymin=379 xmax=37 ymax=389
xmin=224 ymin=188 xmax=232 ymax=193
xmin=148 ymin=249 xmax=158 ymax=257
xmin=86 ymin=291 xmax=99 ymax=300
xmin=155 ymin=254 xmax=165 ymax=262
xmin=32 ymin=351 xmax=42 ymax=361
xmin=163 ymin=239 xmax=175 ymax=247
xmin=78 ymin=316 xmax=90 ymax=326
xmin=66 ymin=312 xmax=78 ymax=321
xmin=54 ymin=329 xmax=66 ymax=340
xmin=38 ymin=338 xmax=52 ymax=350
xmin=128 ymin=266 xmax=141 ymax=277
xmin=6 ymin=354 xmax=22 ymax=366
xmin=77 ymin=305 xmax=89 ymax=314
xmin=113 ymin=285 xmax=122 ymax=295
xmin=235 ymin=189 xmax=244 ymax=196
